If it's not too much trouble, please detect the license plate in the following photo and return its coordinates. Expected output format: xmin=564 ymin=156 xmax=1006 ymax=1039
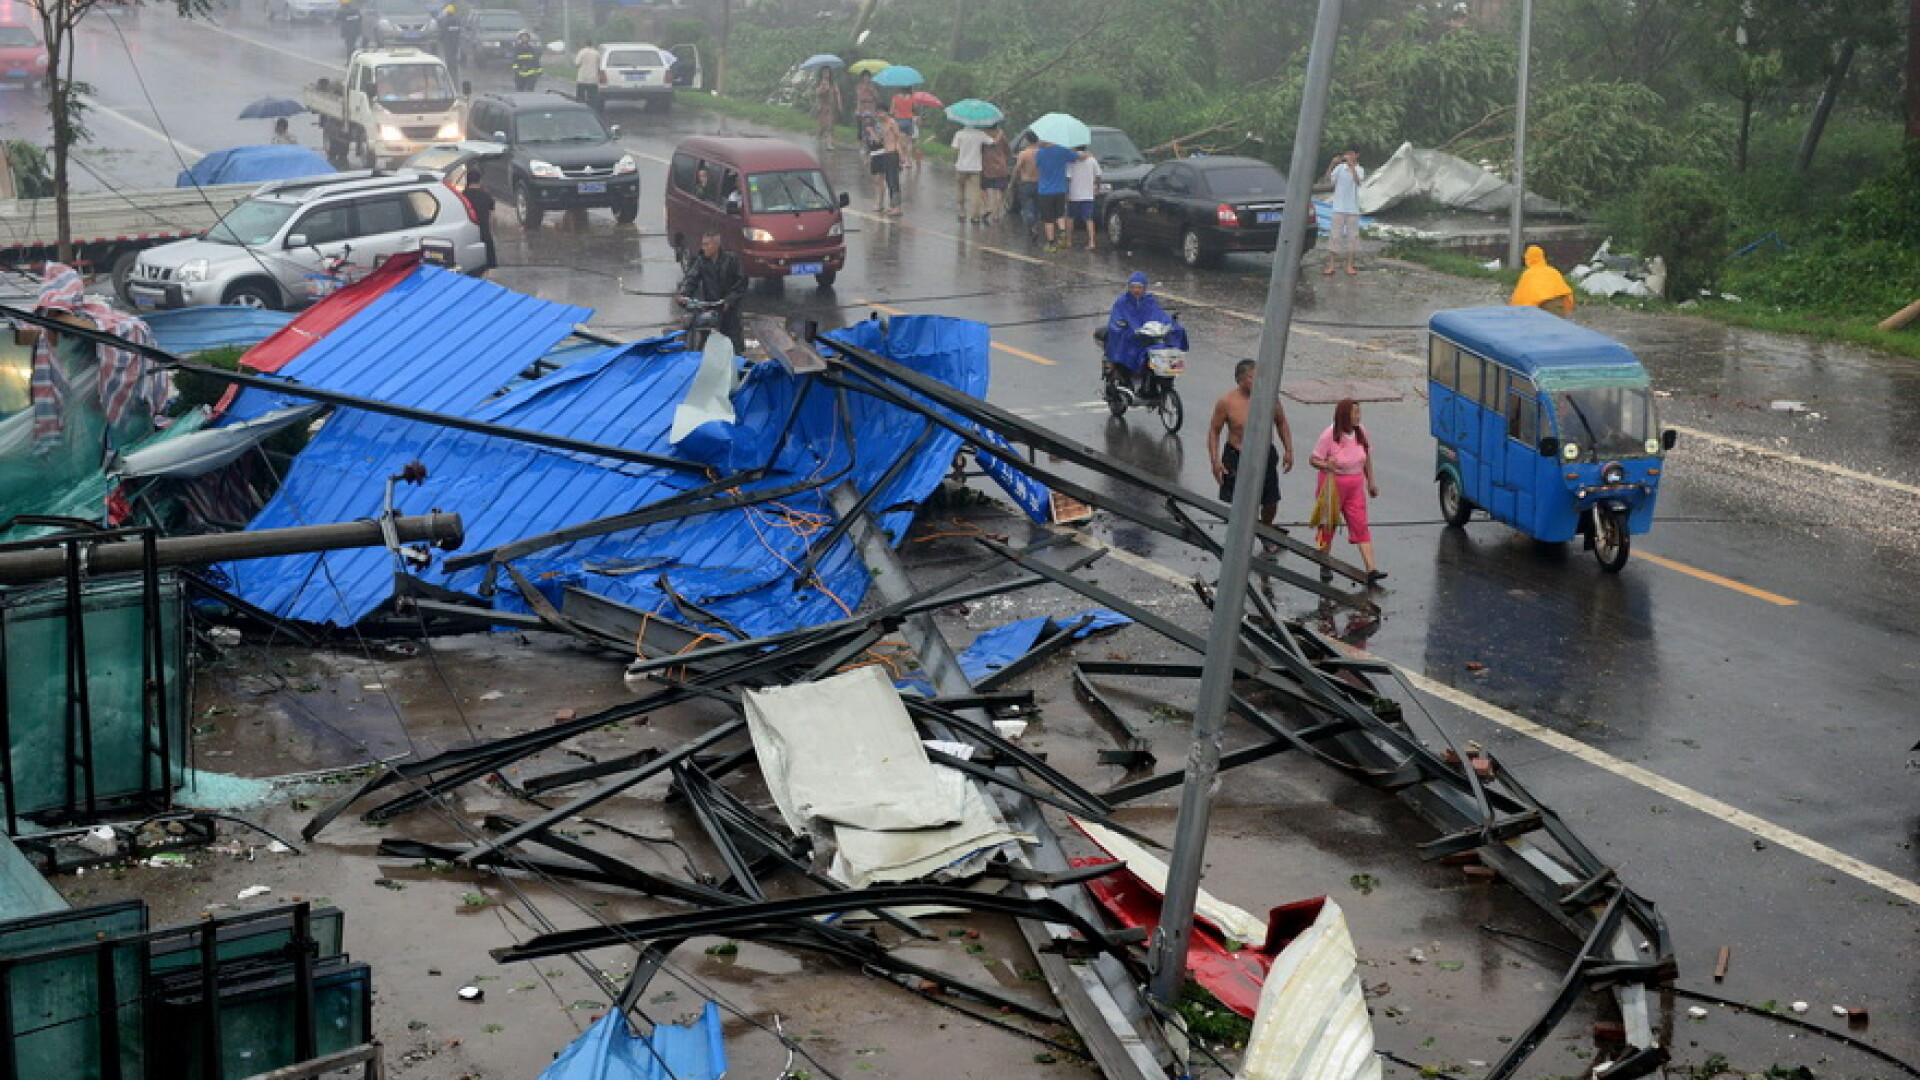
xmin=1256 ymin=211 xmax=1281 ymax=224
xmin=130 ymin=292 xmax=159 ymax=309
xmin=623 ymin=71 xmax=646 ymax=81
xmin=5 ymin=70 xmax=23 ymax=78
xmin=578 ymin=181 xmax=607 ymax=194
xmin=788 ymin=262 xmax=823 ymax=276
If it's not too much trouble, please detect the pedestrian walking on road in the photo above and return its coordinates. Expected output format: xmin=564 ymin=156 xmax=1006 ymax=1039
xmin=888 ymin=92 xmax=922 ymax=167
xmin=1511 ymin=244 xmax=1575 ymax=315
xmin=464 ymin=170 xmax=497 ymax=273
xmin=979 ymin=125 xmax=1010 ymax=223
xmin=573 ymin=39 xmax=601 ymax=110
xmin=1208 ymin=359 xmax=1293 ymax=530
xmin=1309 ymin=397 xmax=1384 ymax=583
xmin=812 ymin=69 xmax=842 ymax=148
xmin=270 ymin=117 xmax=297 ymax=145
xmin=863 ymin=114 xmax=902 ymax=215
xmin=853 ymin=71 xmax=879 ymax=119
xmin=338 ymin=0 xmax=363 ymax=55
xmin=439 ymin=4 xmax=462 ymax=75
xmin=1033 ymin=141 xmax=1079 ymax=251
xmin=1012 ymin=140 xmax=1040 ymax=238
xmin=511 ymin=31 xmax=541 ymax=91
xmin=1326 ymin=148 xmax=1364 ymax=275
xmin=951 ymin=123 xmax=991 ymax=223
xmin=1066 ymin=150 xmax=1102 ymax=250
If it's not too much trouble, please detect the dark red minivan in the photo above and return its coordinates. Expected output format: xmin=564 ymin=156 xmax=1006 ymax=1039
xmin=665 ymin=136 xmax=848 ymax=287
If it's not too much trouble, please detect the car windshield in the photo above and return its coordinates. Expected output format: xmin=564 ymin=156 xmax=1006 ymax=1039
xmin=206 ymin=199 xmax=298 ymax=246
xmin=746 ymin=169 xmax=835 ymax=213
xmin=0 ymin=26 xmax=37 ymax=47
xmin=379 ymin=0 xmax=443 ymax=15
xmin=375 ymin=63 xmax=455 ymax=105
xmin=1203 ymin=165 xmax=1286 ymax=198
xmin=516 ymin=108 xmax=608 ymax=143
xmin=1090 ymin=130 xmax=1144 ymax=166
xmin=603 ymin=47 xmax=668 ymax=68
xmin=473 ymin=11 xmax=522 ymax=28
xmin=1553 ymin=386 xmax=1657 ymax=460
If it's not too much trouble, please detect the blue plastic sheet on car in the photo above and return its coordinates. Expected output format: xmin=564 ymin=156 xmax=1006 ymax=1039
xmin=537 ymin=1003 xmax=726 ymax=1080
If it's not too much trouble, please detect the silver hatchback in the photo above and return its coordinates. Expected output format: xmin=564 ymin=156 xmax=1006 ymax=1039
xmin=125 ymin=171 xmax=487 ymax=311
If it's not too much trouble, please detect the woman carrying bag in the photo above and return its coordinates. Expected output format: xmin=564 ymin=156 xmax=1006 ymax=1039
xmin=1309 ymin=398 xmax=1385 ymax=584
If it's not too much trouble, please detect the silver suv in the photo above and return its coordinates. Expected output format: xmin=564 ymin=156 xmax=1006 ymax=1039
xmin=125 ymin=171 xmax=486 ymax=311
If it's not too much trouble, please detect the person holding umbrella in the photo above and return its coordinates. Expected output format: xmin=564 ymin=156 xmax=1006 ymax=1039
xmin=950 ymin=122 xmax=989 ymax=223
xmin=853 ymin=70 xmax=879 ymax=119
xmin=811 ymin=69 xmax=842 ymax=149
xmin=979 ymin=124 xmax=1010 ymax=223
xmin=271 ymin=118 xmax=297 ymax=145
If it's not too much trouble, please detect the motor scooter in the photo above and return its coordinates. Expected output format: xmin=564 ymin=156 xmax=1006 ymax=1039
xmin=1093 ymin=318 xmax=1186 ymax=433
xmin=678 ymin=296 xmax=728 ymax=352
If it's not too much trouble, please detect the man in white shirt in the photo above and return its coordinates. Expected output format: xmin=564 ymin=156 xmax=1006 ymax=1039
xmin=951 ymin=125 xmax=992 ymax=224
xmin=573 ymin=40 xmax=601 ymax=111
xmin=1326 ymin=147 xmax=1364 ymax=275
xmin=1065 ymin=151 xmax=1103 ymax=251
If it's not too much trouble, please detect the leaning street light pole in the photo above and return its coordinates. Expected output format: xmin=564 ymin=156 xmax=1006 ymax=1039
xmin=1148 ymin=0 xmax=1346 ymax=1007
xmin=1506 ymin=0 xmax=1533 ymax=271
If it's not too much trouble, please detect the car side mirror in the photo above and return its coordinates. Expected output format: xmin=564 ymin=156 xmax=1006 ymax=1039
xmin=1661 ymin=428 xmax=1678 ymax=450
xmin=286 ymin=233 xmax=308 ymax=249
xmin=1538 ymin=436 xmax=1560 ymax=458
xmin=838 ymin=192 xmax=850 ymax=208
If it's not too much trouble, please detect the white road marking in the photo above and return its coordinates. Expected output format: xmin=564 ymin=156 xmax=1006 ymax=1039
xmin=1056 ymin=527 xmax=1920 ymax=905
xmin=1668 ymin=425 xmax=1920 ymax=499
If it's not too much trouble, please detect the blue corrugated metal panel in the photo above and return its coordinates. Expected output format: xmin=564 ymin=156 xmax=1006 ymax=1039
xmin=224 ymin=266 xmax=593 ymax=423
xmin=141 ymin=308 xmax=295 ymax=356
xmin=222 ymin=316 xmax=989 ymax=631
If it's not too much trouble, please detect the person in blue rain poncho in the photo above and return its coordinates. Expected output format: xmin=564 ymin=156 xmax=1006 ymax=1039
xmin=1103 ymin=271 xmax=1188 ymax=390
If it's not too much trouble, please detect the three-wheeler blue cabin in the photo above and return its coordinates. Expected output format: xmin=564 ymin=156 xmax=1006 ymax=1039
xmin=1427 ymin=306 xmax=1675 ymax=570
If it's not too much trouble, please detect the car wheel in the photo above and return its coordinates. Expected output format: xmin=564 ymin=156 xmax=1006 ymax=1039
xmin=111 ymin=250 xmax=140 ymax=307
xmin=222 ymin=280 xmax=280 ymax=310
xmin=614 ymin=199 xmax=638 ymax=225
xmin=814 ymin=269 xmax=837 ymax=287
xmin=1106 ymin=209 xmax=1126 ymax=249
xmin=1180 ymin=227 xmax=1210 ymax=268
xmin=515 ymin=182 xmax=543 ymax=229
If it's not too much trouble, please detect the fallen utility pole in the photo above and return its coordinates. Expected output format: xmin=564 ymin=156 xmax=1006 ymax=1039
xmin=0 ymin=514 xmax=464 ymax=586
xmin=1151 ymin=0 xmax=1345 ymax=1008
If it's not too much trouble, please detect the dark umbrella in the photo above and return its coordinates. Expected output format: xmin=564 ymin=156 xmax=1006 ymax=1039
xmin=238 ymin=97 xmax=307 ymax=120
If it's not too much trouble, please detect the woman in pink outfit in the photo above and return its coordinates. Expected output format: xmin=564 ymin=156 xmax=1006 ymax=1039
xmin=1310 ymin=398 xmax=1385 ymax=583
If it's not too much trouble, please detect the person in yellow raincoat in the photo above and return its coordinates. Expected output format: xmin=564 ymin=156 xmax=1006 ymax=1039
xmin=1511 ymin=244 xmax=1574 ymax=316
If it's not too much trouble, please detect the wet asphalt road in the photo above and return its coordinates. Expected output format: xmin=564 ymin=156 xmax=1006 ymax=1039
xmin=23 ymin=6 xmax=1919 ymax=1071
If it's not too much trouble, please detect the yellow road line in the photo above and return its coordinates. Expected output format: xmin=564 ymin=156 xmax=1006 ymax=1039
xmin=1637 ymin=552 xmax=1797 ymax=605
xmin=855 ymin=298 xmax=1056 ymax=366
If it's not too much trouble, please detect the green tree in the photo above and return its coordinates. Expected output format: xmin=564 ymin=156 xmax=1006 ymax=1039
xmin=1636 ymin=166 xmax=1731 ymax=298
xmin=26 ymin=0 xmax=215 ymax=262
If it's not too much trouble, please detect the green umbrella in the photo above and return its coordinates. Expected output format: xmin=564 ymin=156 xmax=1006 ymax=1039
xmin=848 ymin=58 xmax=891 ymax=76
xmin=944 ymin=99 xmax=1004 ymax=128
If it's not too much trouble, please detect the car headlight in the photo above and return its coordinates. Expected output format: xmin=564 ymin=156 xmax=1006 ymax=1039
xmin=1601 ymin=461 xmax=1626 ymax=485
xmin=435 ymin=120 xmax=463 ymax=140
xmin=377 ymin=17 xmax=394 ymax=30
xmin=1644 ymin=438 xmax=1661 ymax=455
xmin=378 ymin=125 xmax=404 ymax=142
xmin=827 ymin=221 xmax=842 ymax=237
xmin=614 ymin=154 xmax=636 ymax=175
xmin=177 ymin=259 xmax=209 ymax=282
xmin=1561 ymin=441 xmax=1580 ymax=461
xmin=528 ymin=159 xmax=562 ymax=179
xmin=743 ymin=227 xmax=775 ymax=243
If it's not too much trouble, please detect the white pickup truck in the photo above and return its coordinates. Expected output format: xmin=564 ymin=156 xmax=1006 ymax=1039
xmin=303 ymin=48 xmax=466 ymax=169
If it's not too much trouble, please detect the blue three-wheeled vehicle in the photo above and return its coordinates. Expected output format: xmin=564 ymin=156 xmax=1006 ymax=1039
xmin=1427 ymin=307 xmax=1676 ymax=571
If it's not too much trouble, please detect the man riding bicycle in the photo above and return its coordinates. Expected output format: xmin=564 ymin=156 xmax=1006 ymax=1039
xmin=676 ymin=230 xmax=749 ymax=355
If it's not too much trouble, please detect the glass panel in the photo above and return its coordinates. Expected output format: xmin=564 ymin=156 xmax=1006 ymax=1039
xmin=1427 ymin=338 xmax=1457 ymax=390
xmin=1505 ymin=389 xmax=1539 ymax=445
xmin=1552 ymin=386 xmax=1657 ymax=459
xmin=745 ymin=170 xmax=835 ymax=214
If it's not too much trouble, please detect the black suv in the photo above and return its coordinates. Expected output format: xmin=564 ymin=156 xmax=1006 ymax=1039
xmin=467 ymin=92 xmax=640 ymax=228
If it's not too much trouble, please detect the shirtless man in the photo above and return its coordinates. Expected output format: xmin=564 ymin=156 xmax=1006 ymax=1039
xmin=1207 ymin=359 xmax=1294 ymax=527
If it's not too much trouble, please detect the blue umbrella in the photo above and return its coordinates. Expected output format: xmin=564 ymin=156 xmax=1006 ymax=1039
xmin=800 ymin=53 xmax=845 ymax=70
xmin=944 ymin=98 xmax=1004 ymax=128
xmin=238 ymin=97 xmax=308 ymax=120
xmin=1028 ymin=111 xmax=1091 ymax=148
xmin=871 ymin=65 xmax=923 ymax=88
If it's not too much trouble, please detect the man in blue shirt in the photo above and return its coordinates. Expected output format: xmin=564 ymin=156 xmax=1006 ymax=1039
xmin=1034 ymin=141 xmax=1081 ymax=251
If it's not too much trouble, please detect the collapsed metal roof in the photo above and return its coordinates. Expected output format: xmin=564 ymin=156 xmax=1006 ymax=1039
xmin=221 ymin=279 xmax=989 ymax=628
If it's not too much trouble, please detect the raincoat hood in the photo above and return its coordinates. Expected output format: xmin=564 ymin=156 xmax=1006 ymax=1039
xmin=1511 ymin=245 xmax=1573 ymax=309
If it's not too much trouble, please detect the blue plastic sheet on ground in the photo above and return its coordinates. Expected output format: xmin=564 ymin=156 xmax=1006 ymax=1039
xmin=537 ymin=1003 xmax=726 ymax=1080
xmin=956 ymin=609 xmax=1132 ymax=686
xmin=224 ymin=314 xmax=989 ymax=630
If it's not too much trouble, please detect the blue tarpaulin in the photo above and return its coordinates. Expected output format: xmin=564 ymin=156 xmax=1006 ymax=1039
xmin=222 ymin=299 xmax=990 ymax=630
xmin=177 ymin=145 xmax=336 ymax=188
xmin=957 ymin=610 xmax=1132 ymax=685
xmin=537 ymin=1004 xmax=726 ymax=1080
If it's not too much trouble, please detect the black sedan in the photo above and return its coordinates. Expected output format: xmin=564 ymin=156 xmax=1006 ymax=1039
xmin=1104 ymin=156 xmax=1312 ymax=268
